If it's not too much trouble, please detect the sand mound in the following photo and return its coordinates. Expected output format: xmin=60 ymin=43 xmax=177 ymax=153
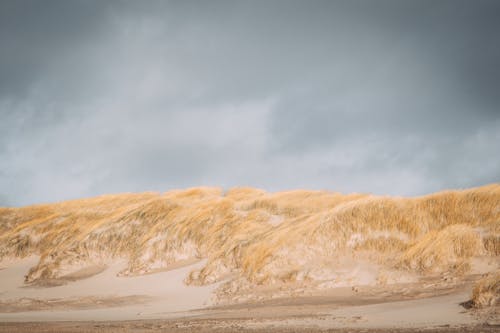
xmin=0 ymin=184 xmax=499 ymax=303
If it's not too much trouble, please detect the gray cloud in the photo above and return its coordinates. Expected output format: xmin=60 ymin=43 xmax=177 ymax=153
xmin=0 ymin=0 xmax=499 ymax=206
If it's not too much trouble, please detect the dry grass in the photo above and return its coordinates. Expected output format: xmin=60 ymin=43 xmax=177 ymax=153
xmin=471 ymin=272 xmax=500 ymax=307
xmin=399 ymin=224 xmax=482 ymax=273
xmin=483 ymin=235 xmax=500 ymax=256
xmin=0 ymin=184 xmax=499 ymax=298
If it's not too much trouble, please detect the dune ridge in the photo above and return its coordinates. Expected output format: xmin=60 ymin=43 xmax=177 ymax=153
xmin=0 ymin=184 xmax=499 ymax=304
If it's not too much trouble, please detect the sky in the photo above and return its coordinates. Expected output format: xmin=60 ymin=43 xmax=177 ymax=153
xmin=0 ymin=0 xmax=499 ymax=206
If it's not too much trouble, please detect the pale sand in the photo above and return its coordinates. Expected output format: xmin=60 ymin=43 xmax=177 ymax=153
xmin=238 ymin=292 xmax=476 ymax=329
xmin=0 ymin=257 xmax=217 ymax=322
xmin=0 ymin=257 xmax=497 ymax=331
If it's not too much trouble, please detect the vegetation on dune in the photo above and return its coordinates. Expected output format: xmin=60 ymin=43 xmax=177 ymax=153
xmin=471 ymin=272 xmax=500 ymax=307
xmin=0 ymin=184 xmax=499 ymax=301
xmin=399 ymin=224 xmax=482 ymax=273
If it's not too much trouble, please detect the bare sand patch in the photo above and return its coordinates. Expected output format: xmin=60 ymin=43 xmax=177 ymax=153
xmin=0 ymin=257 xmax=217 ymax=322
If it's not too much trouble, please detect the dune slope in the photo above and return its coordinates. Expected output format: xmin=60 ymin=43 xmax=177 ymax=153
xmin=0 ymin=184 xmax=499 ymax=304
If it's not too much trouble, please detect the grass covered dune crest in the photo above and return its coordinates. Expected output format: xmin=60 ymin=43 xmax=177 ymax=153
xmin=0 ymin=184 xmax=498 ymax=303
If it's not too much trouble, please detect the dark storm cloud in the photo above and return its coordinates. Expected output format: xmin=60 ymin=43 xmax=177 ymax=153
xmin=0 ymin=0 xmax=499 ymax=206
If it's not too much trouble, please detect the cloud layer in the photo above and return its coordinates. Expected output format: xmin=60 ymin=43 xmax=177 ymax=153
xmin=1 ymin=0 xmax=499 ymax=206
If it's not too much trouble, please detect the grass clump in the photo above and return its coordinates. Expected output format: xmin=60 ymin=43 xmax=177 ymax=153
xmin=471 ymin=273 xmax=500 ymax=308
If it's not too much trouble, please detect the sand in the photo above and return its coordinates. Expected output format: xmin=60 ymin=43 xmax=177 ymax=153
xmin=1 ymin=257 xmax=498 ymax=332
xmin=0 ymin=257 xmax=217 ymax=322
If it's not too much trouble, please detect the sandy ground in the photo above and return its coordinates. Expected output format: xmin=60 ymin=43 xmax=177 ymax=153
xmin=0 ymin=257 xmax=216 ymax=321
xmin=0 ymin=257 xmax=498 ymax=332
xmin=0 ymin=321 xmax=498 ymax=333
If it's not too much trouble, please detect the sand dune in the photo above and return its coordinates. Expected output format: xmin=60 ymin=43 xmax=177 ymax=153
xmin=0 ymin=184 xmax=498 ymax=329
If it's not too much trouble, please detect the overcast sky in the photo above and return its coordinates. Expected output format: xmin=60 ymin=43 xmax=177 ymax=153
xmin=1 ymin=0 xmax=499 ymax=206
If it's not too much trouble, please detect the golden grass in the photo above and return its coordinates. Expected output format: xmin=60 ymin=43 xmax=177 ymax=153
xmin=399 ymin=224 xmax=482 ymax=273
xmin=483 ymin=235 xmax=500 ymax=256
xmin=0 ymin=184 xmax=498 ymax=292
xmin=471 ymin=272 xmax=500 ymax=307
